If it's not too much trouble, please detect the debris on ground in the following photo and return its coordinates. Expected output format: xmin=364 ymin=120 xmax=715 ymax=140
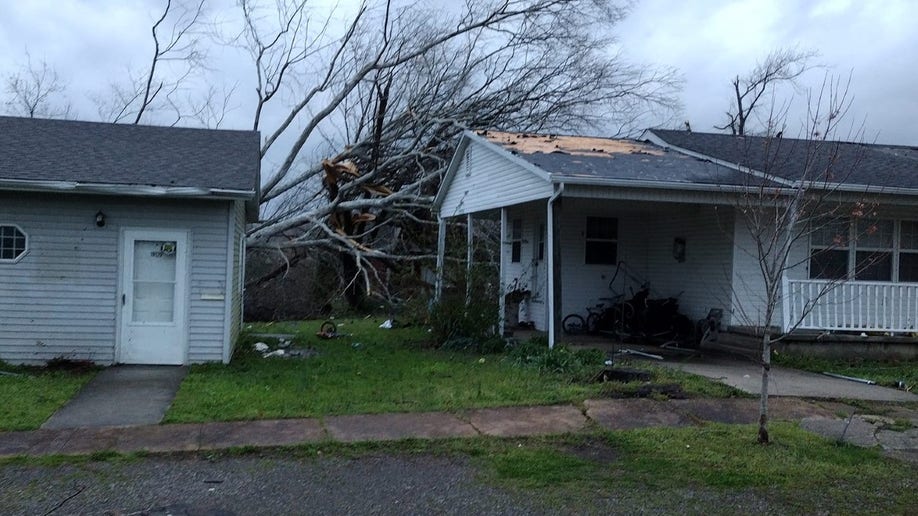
xmin=379 ymin=319 xmax=393 ymax=329
xmin=822 ymin=372 xmax=876 ymax=385
xmin=591 ymin=367 xmax=652 ymax=383
xmin=253 ymin=338 xmax=319 ymax=359
xmin=317 ymin=320 xmax=348 ymax=339
xmin=617 ymin=349 xmax=664 ymax=361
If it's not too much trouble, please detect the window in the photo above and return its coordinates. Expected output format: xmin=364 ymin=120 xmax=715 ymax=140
xmin=0 ymin=225 xmax=27 ymax=262
xmin=809 ymin=219 xmax=849 ymax=280
xmin=585 ymin=217 xmax=618 ymax=265
xmin=808 ymin=218 xmax=918 ymax=282
xmin=510 ymin=219 xmax=522 ymax=263
xmin=899 ymin=221 xmax=918 ymax=282
xmin=854 ymin=219 xmax=893 ymax=281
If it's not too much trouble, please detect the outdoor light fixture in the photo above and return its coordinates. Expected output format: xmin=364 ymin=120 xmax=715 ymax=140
xmin=95 ymin=211 xmax=106 ymax=227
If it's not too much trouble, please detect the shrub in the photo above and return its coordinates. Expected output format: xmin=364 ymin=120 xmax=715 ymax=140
xmin=429 ymin=292 xmax=500 ymax=349
xmin=507 ymin=338 xmax=604 ymax=381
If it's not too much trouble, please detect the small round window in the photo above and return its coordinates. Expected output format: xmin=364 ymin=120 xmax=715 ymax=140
xmin=0 ymin=225 xmax=27 ymax=262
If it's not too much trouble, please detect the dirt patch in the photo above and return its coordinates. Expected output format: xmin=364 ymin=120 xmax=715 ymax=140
xmin=605 ymin=383 xmax=688 ymax=400
xmin=43 ymin=358 xmax=97 ymax=374
xmin=563 ymin=439 xmax=620 ymax=465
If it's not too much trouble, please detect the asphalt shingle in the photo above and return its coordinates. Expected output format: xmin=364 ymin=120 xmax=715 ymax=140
xmin=651 ymin=129 xmax=918 ymax=190
xmin=0 ymin=116 xmax=260 ymax=193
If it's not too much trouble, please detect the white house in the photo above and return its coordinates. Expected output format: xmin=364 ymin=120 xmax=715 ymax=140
xmin=0 ymin=116 xmax=260 ymax=365
xmin=433 ymin=129 xmax=918 ymax=348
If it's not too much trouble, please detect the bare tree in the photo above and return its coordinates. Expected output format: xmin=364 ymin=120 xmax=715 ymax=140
xmin=4 ymin=0 xmax=680 ymax=307
xmin=717 ymin=47 xmax=818 ymax=136
xmin=2 ymin=52 xmax=72 ymax=118
xmin=241 ymin=0 xmax=681 ymax=305
xmin=94 ymin=0 xmax=207 ymax=124
xmin=729 ymin=74 xmax=871 ymax=443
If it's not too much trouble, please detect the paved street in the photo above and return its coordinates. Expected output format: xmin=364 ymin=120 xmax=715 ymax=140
xmin=0 ymin=452 xmax=803 ymax=515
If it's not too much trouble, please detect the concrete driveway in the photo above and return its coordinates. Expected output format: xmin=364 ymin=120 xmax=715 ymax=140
xmin=658 ymin=354 xmax=917 ymax=402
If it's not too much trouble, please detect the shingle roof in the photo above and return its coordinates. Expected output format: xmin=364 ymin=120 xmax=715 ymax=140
xmin=480 ymin=131 xmax=783 ymax=187
xmin=0 ymin=116 xmax=260 ymax=194
xmin=650 ymin=129 xmax=918 ymax=190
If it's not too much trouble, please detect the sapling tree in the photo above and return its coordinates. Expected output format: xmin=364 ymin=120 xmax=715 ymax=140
xmin=729 ymin=74 xmax=872 ymax=443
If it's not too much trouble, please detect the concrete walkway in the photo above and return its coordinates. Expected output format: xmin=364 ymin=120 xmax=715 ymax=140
xmin=658 ymin=355 xmax=918 ymax=402
xmin=3 ymin=397 xmax=916 ymax=460
xmin=42 ymin=366 xmax=187 ymax=430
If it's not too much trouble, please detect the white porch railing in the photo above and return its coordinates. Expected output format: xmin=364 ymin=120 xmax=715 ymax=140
xmin=783 ymin=278 xmax=918 ymax=333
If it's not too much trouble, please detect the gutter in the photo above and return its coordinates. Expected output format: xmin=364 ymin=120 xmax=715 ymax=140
xmin=0 ymin=178 xmax=256 ymax=201
xmin=546 ymin=182 xmax=564 ymax=350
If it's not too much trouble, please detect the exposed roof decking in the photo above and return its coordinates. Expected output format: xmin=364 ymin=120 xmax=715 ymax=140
xmin=0 ymin=116 xmax=260 ymax=194
xmin=481 ymin=130 xmax=780 ymax=187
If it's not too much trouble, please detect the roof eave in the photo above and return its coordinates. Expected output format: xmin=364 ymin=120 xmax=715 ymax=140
xmin=0 ymin=178 xmax=257 ymax=202
xmin=550 ymin=169 xmax=918 ymax=197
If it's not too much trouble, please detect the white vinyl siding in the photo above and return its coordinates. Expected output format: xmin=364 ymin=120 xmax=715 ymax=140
xmin=0 ymin=191 xmax=234 ymax=365
xmin=227 ymin=200 xmax=247 ymax=362
xmin=504 ymin=199 xmax=737 ymax=332
xmin=438 ymin=140 xmax=552 ymax=217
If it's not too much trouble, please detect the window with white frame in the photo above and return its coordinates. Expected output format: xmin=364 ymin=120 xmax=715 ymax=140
xmin=898 ymin=221 xmax=918 ymax=282
xmin=808 ymin=218 xmax=918 ymax=282
xmin=510 ymin=219 xmax=522 ymax=263
xmin=585 ymin=217 xmax=618 ymax=265
xmin=854 ymin=219 xmax=893 ymax=281
xmin=0 ymin=225 xmax=27 ymax=262
xmin=809 ymin=219 xmax=849 ymax=280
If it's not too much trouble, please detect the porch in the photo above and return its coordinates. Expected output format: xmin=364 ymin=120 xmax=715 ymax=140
xmin=784 ymin=278 xmax=918 ymax=334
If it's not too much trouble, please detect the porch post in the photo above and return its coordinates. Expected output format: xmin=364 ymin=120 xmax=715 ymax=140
xmin=781 ymin=273 xmax=791 ymax=333
xmin=547 ymin=185 xmax=564 ymax=348
xmin=466 ymin=213 xmax=474 ymax=305
xmin=499 ymin=208 xmax=508 ymax=337
xmin=434 ymin=216 xmax=447 ymax=303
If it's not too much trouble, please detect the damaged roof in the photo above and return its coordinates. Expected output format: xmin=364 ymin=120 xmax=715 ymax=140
xmin=0 ymin=116 xmax=260 ymax=194
xmin=480 ymin=130 xmax=773 ymax=187
xmin=478 ymin=129 xmax=918 ymax=191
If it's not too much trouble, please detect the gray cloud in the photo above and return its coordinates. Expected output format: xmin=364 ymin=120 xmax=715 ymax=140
xmin=2 ymin=0 xmax=916 ymax=145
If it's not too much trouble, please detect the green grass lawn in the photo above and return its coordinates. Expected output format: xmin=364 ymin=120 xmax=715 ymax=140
xmin=0 ymin=366 xmax=96 ymax=431
xmin=164 ymin=319 xmax=742 ymax=423
xmin=478 ymin=423 xmax=916 ymax=512
xmin=774 ymin=353 xmax=917 ymax=390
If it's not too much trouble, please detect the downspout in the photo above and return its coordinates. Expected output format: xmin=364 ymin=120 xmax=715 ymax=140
xmin=546 ymin=182 xmax=565 ymax=349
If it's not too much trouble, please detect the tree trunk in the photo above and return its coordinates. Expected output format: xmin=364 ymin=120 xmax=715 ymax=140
xmin=758 ymin=332 xmax=771 ymax=444
xmin=340 ymin=251 xmax=365 ymax=309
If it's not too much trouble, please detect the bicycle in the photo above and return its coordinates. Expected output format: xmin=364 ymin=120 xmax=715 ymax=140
xmin=695 ymin=308 xmax=723 ymax=347
xmin=562 ymin=263 xmax=638 ymax=336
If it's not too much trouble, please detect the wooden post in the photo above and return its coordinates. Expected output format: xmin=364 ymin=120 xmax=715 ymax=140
xmin=499 ymin=208 xmax=507 ymax=337
xmin=466 ymin=213 xmax=474 ymax=305
xmin=434 ymin=217 xmax=446 ymax=303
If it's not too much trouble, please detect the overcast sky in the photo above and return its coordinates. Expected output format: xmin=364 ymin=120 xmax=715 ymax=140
xmin=1 ymin=0 xmax=916 ymax=145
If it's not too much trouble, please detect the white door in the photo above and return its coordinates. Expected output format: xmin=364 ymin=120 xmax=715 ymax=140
xmin=119 ymin=229 xmax=188 ymax=365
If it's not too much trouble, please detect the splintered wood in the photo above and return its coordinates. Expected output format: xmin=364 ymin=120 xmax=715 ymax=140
xmin=481 ymin=131 xmax=663 ymax=156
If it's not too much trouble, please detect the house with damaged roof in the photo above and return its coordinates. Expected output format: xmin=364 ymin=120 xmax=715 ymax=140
xmin=0 ymin=116 xmax=260 ymax=365
xmin=433 ymin=129 xmax=918 ymax=352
